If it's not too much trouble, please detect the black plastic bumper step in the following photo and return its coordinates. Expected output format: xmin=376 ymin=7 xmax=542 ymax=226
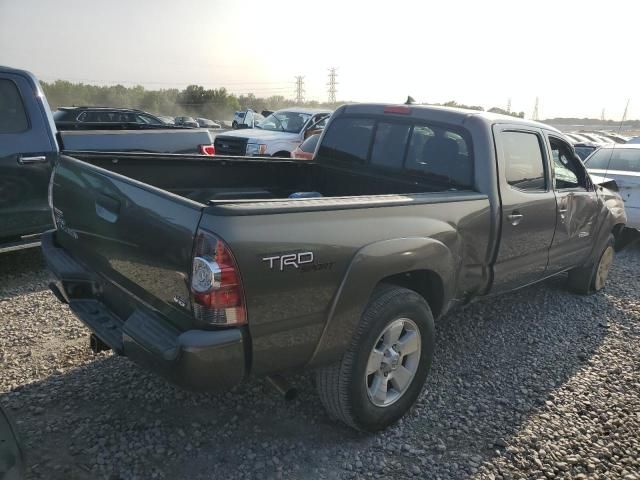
xmin=69 ymin=300 xmax=124 ymax=354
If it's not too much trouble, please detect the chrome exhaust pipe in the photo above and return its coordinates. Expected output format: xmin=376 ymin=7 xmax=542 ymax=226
xmin=266 ymin=375 xmax=297 ymax=401
xmin=89 ymin=334 xmax=111 ymax=354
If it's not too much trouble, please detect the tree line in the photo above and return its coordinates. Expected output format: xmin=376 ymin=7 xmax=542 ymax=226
xmin=40 ymin=80 xmax=343 ymax=121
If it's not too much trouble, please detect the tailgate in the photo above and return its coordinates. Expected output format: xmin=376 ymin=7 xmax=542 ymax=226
xmin=50 ymin=155 xmax=203 ymax=327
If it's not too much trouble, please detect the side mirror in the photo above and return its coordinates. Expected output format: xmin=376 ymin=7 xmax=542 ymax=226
xmin=591 ymin=174 xmax=619 ymax=192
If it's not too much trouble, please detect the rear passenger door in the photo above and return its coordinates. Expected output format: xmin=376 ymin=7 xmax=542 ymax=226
xmin=492 ymin=126 xmax=558 ymax=292
xmin=0 ymin=73 xmax=57 ymax=242
xmin=545 ymin=134 xmax=599 ymax=272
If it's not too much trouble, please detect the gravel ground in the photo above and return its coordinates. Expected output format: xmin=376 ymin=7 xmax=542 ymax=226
xmin=1 ymin=244 xmax=639 ymax=480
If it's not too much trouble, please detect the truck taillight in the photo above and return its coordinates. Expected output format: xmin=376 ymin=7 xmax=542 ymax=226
xmin=190 ymin=230 xmax=246 ymax=326
xmin=383 ymin=105 xmax=411 ymax=115
xmin=199 ymin=144 xmax=215 ymax=156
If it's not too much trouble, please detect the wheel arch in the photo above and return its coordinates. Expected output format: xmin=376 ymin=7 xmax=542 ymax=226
xmin=306 ymin=237 xmax=456 ymax=368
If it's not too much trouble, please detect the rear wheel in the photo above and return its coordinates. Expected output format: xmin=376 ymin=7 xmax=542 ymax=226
xmin=567 ymin=234 xmax=615 ymax=294
xmin=232 ymin=121 xmax=238 ymax=129
xmin=272 ymin=151 xmax=291 ymax=158
xmin=315 ymin=285 xmax=435 ymax=432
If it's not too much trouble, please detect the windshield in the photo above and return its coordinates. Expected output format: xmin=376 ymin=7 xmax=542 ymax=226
xmin=258 ymin=111 xmax=311 ymax=133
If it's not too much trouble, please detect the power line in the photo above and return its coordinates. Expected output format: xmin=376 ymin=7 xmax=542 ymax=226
xmin=294 ymin=76 xmax=305 ymax=103
xmin=327 ymin=68 xmax=338 ymax=104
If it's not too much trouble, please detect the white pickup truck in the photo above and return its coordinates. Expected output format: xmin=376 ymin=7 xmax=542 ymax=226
xmin=214 ymin=107 xmax=331 ymax=157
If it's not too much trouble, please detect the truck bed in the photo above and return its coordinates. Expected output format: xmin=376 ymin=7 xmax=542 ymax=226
xmin=72 ymin=151 xmax=466 ymax=205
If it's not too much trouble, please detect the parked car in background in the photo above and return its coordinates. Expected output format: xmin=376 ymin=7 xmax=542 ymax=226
xmin=158 ymin=115 xmax=175 ymax=125
xmin=573 ymin=142 xmax=601 ymax=161
xmin=174 ymin=116 xmax=199 ymax=128
xmin=628 ymin=136 xmax=640 ymax=144
xmin=578 ymin=132 xmax=611 ymax=145
xmin=54 ymin=107 xmax=169 ymax=130
xmin=232 ymin=110 xmax=249 ymax=129
xmin=215 ymin=108 xmax=331 ymax=157
xmin=0 ymin=66 xmax=215 ymax=253
xmin=196 ymin=117 xmax=221 ymax=129
xmin=232 ymin=109 xmax=264 ymax=129
xmin=585 ymin=144 xmax=640 ymax=230
xmin=44 ymin=102 xmax=626 ymax=432
xmin=565 ymin=132 xmax=593 ymax=143
xmin=592 ymin=131 xmax=629 ymax=144
xmin=292 ymin=133 xmax=320 ymax=160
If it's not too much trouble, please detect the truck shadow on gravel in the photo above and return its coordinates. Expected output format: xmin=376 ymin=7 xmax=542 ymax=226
xmin=0 ymin=249 xmax=50 ymax=299
xmin=1 ymin=245 xmax=637 ymax=480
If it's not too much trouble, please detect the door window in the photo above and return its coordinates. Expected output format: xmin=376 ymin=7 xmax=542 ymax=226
xmin=502 ymin=131 xmax=546 ymax=191
xmin=549 ymin=136 xmax=588 ymax=189
xmin=0 ymin=79 xmax=29 ymax=133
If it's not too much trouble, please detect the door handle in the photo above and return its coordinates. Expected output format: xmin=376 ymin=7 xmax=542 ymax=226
xmin=95 ymin=194 xmax=120 ymax=223
xmin=17 ymin=155 xmax=48 ymax=165
xmin=507 ymin=212 xmax=524 ymax=226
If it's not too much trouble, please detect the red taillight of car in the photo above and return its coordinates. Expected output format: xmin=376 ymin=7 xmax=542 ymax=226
xmin=383 ymin=105 xmax=411 ymax=115
xmin=199 ymin=144 xmax=215 ymax=156
xmin=190 ymin=230 xmax=246 ymax=326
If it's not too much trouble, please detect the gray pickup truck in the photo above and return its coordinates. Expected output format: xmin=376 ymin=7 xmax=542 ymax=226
xmin=42 ymin=99 xmax=626 ymax=431
xmin=0 ymin=66 xmax=215 ymax=253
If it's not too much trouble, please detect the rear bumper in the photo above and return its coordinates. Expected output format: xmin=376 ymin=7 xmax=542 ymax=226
xmin=41 ymin=232 xmax=246 ymax=392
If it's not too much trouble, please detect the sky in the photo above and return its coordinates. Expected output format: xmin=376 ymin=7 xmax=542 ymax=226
xmin=0 ymin=0 xmax=638 ymax=119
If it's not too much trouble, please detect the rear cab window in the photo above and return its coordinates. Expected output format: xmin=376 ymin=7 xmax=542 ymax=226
xmin=317 ymin=116 xmax=474 ymax=190
xmin=0 ymin=78 xmax=29 ymax=133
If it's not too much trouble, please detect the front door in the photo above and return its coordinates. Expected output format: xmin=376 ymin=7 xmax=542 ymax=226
xmin=0 ymin=73 xmax=57 ymax=242
xmin=492 ymin=126 xmax=558 ymax=292
xmin=546 ymin=134 xmax=599 ymax=272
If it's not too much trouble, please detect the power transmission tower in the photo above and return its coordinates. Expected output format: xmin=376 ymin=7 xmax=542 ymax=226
xmin=327 ymin=68 xmax=338 ymax=104
xmin=507 ymin=98 xmax=512 ymax=114
xmin=532 ymin=97 xmax=539 ymax=121
xmin=294 ymin=76 xmax=305 ymax=103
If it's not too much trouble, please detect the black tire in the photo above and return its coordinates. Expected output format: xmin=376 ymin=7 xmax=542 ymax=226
xmin=272 ymin=151 xmax=291 ymax=158
xmin=567 ymin=234 xmax=615 ymax=294
xmin=315 ymin=285 xmax=435 ymax=432
xmin=232 ymin=121 xmax=238 ymax=129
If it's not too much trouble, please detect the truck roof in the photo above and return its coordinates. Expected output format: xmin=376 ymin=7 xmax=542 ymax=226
xmin=339 ymin=103 xmax=560 ymax=133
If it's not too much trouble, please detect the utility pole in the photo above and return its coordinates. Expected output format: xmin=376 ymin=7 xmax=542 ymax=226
xmin=294 ymin=76 xmax=305 ymax=104
xmin=327 ymin=68 xmax=338 ymax=104
xmin=507 ymin=98 xmax=512 ymax=114
xmin=532 ymin=97 xmax=539 ymax=121
xmin=601 ymin=109 xmax=606 ymax=121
